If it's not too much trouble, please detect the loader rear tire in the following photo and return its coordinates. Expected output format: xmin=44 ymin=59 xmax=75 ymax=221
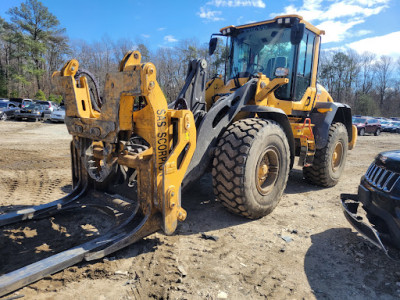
xmin=303 ymin=122 xmax=348 ymax=187
xmin=212 ymin=118 xmax=290 ymax=219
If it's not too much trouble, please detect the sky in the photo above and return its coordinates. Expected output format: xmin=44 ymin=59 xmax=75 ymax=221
xmin=0 ymin=0 xmax=399 ymax=59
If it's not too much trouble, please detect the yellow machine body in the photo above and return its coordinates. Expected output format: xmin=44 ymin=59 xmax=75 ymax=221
xmin=206 ymin=14 xmax=357 ymax=164
xmin=53 ymin=51 xmax=196 ymax=235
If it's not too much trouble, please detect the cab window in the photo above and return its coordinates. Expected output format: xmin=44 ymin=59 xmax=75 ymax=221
xmin=294 ymin=29 xmax=316 ymax=101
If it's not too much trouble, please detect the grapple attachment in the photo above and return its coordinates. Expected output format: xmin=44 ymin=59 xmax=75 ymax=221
xmin=0 ymin=51 xmax=196 ymax=296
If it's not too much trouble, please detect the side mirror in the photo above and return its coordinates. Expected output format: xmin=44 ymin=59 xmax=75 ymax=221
xmin=209 ymin=38 xmax=218 ymax=56
xmin=290 ymin=23 xmax=305 ymax=45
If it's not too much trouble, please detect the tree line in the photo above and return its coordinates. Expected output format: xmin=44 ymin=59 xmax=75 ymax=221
xmin=319 ymin=50 xmax=400 ymax=117
xmin=0 ymin=0 xmax=399 ymax=117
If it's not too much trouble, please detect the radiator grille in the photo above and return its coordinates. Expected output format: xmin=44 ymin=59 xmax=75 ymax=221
xmin=365 ymin=163 xmax=400 ymax=192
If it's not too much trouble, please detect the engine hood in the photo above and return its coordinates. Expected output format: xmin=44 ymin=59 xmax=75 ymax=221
xmin=376 ymin=150 xmax=400 ymax=173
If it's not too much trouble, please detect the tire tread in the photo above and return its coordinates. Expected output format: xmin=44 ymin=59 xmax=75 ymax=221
xmin=212 ymin=118 xmax=289 ymax=219
xmin=303 ymin=122 xmax=347 ymax=187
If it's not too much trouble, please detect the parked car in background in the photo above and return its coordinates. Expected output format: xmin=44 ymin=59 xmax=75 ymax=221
xmin=352 ymin=116 xmax=381 ymax=136
xmin=14 ymin=103 xmax=52 ymax=121
xmin=49 ymin=106 xmax=65 ymax=123
xmin=33 ymin=100 xmax=58 ymax=112
xmin=381 ymin=120 xmax=394 ymax=132
xmin=10 ymin=98 xmax=33 ymax=108
xmin=341 ymin=150 xmax=400 ymax=258
xmin=0 ymin=101 xmax=19 ymax=120
xmin=392 ymin=121 xmax=400 ymax=133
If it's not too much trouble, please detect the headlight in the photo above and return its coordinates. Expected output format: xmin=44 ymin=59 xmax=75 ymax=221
xmin=36 ymin=111 xmax=41 ymax=115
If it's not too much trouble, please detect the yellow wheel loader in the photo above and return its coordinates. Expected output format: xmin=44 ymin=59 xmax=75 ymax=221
xmin=0 ymin=14 xmax=356 ymax=296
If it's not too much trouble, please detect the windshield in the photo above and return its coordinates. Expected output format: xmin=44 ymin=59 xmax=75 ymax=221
xmin=353 ymin=118 xmax=366 ymax=123
xmin=229 ymin=23 xmax=295 ymax=98
xmin=24 ymin=104 xmax=38 ymax=109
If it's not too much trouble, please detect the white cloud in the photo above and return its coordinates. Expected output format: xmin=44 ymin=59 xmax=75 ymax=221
xmin=272 ymin=0 xmax=390 ymax=44
xmin=317 ymin=19 xmax=364 ymax=43
xmin=347 ymin=31 xmax=400 ymax=59
xmin=207 ymin=0 xmax=266 ymax=8
xmin=164 ymin=35 xmax=178 ymax=43
xmin=322 ymin=46 xmax=346 ymax=53
xmin=157 ymin=27 xmax=166 ymax=31
xmin=355 ymin=29 xmax=372 ymax=36
xmin=321 ymin=2 xmax=386 ymax=19
xmin=141 ymin=34 xmax=150 ymax=38
xmin=276 ymin=0 xmax=388 ymax=21
xmin=352 ymin=0 xmax=390 ymax=7
xmin=197 ymin=7 xmax=224 ymax=22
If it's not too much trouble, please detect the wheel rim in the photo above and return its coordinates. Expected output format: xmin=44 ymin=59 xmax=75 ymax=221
xmin=255 ymin=146 xmax=280 ymax=195
xmin=331 ymin=141 xmax=344 ymax=172
xmin=1 ymin=114 xmax=6 ymax=121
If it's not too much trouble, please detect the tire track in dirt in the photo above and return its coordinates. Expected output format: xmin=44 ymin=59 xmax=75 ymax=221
xmin=2 ymin=178 xmax=19 ymax=200
xmin=129 ymin=235 xmax=183 ymax=299
xmin=0 ymin=170 xmax=69 ymax=207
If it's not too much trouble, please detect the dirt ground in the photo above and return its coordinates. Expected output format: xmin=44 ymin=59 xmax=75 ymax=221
xmin=1 ymin=120 xmax=400 ymax=300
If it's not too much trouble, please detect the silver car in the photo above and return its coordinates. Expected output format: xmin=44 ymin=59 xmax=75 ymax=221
xmin=50 ymin=106 xmax=65 ymax=123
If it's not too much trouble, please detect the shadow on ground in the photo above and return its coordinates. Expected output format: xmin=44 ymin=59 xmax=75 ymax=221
xmin=285 ymin=168 xmax=324 ymax=194
xmin=304 ymin=228 xmax=400 ymax=299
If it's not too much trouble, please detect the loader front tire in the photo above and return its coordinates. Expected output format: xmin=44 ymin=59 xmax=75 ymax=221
xmin=303 ymin=122 xmax=348 ymax=187
xmin=212 ymin=118 xmax=290 ymax=219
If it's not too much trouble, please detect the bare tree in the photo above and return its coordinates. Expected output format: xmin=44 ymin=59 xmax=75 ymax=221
xmin=374 ymin=55 xmax=393 ymax=107
xmin=113 ymin=38 xmax=134 ymax=63
xmin=358 ymin=52 xmax=376 ymax=95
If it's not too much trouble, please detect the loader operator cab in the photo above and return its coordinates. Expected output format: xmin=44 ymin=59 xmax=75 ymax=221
xmin=209 ymin=15 xmax=320 ymax=104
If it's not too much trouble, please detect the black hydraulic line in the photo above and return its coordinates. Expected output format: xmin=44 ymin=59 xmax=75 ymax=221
xmin=74 ymin=69 xmax=102 ymax=112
